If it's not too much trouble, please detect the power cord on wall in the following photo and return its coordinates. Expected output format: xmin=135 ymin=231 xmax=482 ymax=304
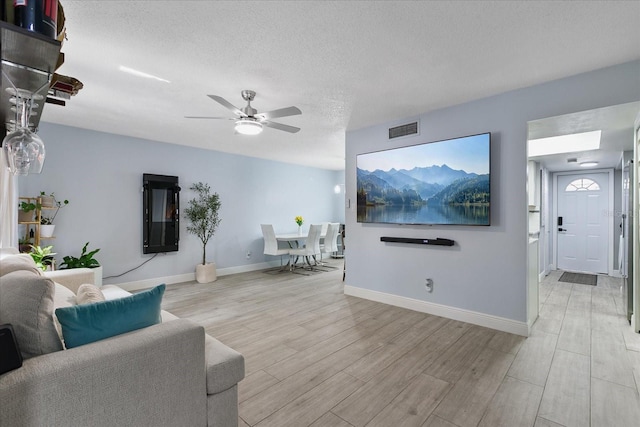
xmin=103 ymin=253 xmax=160 ymax=280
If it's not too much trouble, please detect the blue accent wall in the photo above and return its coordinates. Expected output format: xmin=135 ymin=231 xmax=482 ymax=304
xmin=19 ymin=123 xmax=345 ymax=285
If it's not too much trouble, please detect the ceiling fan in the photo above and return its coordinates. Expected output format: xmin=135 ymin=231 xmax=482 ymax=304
xmin=185 ymin=90 xmax=301 ymax=135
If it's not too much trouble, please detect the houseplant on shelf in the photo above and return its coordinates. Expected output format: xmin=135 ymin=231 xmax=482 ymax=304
xmin=60 ymin=241 xmax=102 ymax=285
xmin=40 ymin=216 xmax=55 ymax=238
xmin=184 ymin=182 xmax=221 ymax=283
xmin=18 ymin=237 xmax=31 ymax=253
xmin=39 ymin=191 xmax=56 ymax=208
xmin=39 ymin=192 xmax=69 ymax=238
xmin=18 ymin=200 xmax=40 ymax=223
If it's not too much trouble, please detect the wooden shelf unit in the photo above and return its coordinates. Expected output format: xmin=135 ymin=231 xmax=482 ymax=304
xmin=18 ymin=196 xmax=57 ymax=248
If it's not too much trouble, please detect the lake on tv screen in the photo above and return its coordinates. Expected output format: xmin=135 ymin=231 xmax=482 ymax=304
xmin=357 ymin=204 xmax=489 ymax=225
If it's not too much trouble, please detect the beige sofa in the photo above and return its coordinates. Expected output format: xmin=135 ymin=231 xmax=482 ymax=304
xmin=0 ymin=249 xmax=244 ymax=426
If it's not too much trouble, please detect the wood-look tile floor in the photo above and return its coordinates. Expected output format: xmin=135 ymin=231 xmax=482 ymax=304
xmin=161 ymin=261 xmax=640 ymax=427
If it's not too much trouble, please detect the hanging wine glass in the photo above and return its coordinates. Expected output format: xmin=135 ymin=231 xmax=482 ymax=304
xmin=2 ymin=91 xmax=45 ymax=175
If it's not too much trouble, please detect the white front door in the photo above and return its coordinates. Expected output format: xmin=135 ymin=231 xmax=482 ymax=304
xmin=556 ymin=172 xmax=609 ymax=274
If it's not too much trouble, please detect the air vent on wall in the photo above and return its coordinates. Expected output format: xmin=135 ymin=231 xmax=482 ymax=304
xmin=567 ymin=158 xmax=578 ymax=163
xmin=389 ymin=122 xmax=418 ymax=139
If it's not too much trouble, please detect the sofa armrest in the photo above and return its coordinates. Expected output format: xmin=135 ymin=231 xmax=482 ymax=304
xmin=0 ymin=319 xmax=207 ymax=427
xmin=44 ymin=268 xmax=95 ymax=293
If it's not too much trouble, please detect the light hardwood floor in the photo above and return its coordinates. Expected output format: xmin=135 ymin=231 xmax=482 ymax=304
xmin=161 ymin=261 xmax=640 ymax=427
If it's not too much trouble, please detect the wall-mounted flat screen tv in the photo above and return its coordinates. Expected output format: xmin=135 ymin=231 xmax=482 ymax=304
xmin=357 ymin=132 xmax=491 ymax=226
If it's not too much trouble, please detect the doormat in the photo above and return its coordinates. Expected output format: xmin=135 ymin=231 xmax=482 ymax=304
xmin=558 ymin=272 xmax=597 ymax=286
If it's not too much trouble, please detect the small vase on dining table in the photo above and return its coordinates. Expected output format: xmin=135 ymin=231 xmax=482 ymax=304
xmin=298 ymin=225 xmax=302 ymax=235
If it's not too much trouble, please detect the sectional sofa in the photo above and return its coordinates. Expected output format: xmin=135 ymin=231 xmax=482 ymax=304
xmin=0 ymin=248 xmax=244 ymax=426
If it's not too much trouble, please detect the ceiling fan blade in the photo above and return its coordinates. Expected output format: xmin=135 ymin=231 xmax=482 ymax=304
xmin=184 ymin=116 xmax=234 ymax=120
xmin=255 ymin=106 xmax=302 ymax=121
xmin=207 ymin=95 xmax=246 ymax=117
xmin=263 ymin=120 xmax=301 ymax=133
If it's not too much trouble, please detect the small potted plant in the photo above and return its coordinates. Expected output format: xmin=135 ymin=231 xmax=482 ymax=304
xmin=18 ymin=200 xmax=40 ymax=223
xmin=40 ymin=215 xmax=55 ymax=238
xmin=184 ymin=182 xmax=221 ymax=283
xmin=29 ymin=245 xmax=56 ymax=271
xmin=41 ymin=192 xmax=69 ymax=220
xmin=18 ymin=237 xmax=31 ymax=253
xmin=39 ymin=191 xmax=55 ymax=208
xmin=60 ymin=242 xmax=102 ymax=285
xmin=38 ymin=193 xmax=68 ymax=237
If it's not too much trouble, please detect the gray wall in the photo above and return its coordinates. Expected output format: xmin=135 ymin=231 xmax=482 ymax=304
xmin=19 ymin=123 xmax=345 ymax=285
xmin=345 ymin=60 xmax=640 ymax=323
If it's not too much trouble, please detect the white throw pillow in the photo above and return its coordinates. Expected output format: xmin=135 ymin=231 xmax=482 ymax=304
xmin=76 ymin=284 xmax=106 ymax=305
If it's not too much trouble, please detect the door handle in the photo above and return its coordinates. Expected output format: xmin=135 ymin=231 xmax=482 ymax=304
xmin=558 ymin=228 xmax=566 ymax=232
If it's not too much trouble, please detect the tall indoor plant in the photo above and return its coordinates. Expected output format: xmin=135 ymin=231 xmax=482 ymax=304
xmin=184 ymin=182 xmax=221 ymax=283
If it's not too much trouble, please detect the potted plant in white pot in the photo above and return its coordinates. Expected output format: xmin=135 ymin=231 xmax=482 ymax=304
xmin=39 ymin=193 xmax=69 ymax=238
xmin=184 ymin=182 xmax=221 ymax=283
xmin=40 ymin=216 xmax=55 ymax=238
xmin=60 ymin=242 xmax=102 ymax=285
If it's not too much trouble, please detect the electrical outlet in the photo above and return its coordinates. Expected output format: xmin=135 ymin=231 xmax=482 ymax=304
xmin=425 ymin=278 xmax=434 ymax=293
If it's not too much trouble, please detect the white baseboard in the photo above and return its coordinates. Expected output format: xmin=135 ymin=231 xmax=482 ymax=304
xmin=113 ymin=261 xmax=277 ymax=292
xmin=344 ymin=285 xmax=529 ymax=337
xmin=538 ymin=271 xmax=546 ymax=283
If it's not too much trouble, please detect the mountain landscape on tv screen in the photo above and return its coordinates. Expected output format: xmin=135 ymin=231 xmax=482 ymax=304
xmin=356 ymin=164 xmax=490 ymax=207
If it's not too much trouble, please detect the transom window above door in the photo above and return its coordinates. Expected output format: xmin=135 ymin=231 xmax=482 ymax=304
xmin=565 ymin=178 xmax=600 ymax=192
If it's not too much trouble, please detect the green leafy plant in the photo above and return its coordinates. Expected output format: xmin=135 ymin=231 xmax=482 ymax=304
xmin=40 ymin=192 xmax=69 ymax=223
xmin=40 ymin=216 xmax=53 ymax=225
xmin=19 ymin=200 xmax=40 ymax=212
xmin=60 ymin=242 xmax=100 ymax=269
xmin=184 ymin=182 xmax=221 ymax=265
xmin=29 ymin=245 xmax=56 ymax=271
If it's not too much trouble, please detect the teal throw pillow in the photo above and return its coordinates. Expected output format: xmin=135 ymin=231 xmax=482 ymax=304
xmin=55 ymin=284 xmax=165 ymax=349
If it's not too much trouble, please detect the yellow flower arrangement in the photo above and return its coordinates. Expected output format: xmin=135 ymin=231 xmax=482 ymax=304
xmin=295 ymin=216 xmax=304 ymax=226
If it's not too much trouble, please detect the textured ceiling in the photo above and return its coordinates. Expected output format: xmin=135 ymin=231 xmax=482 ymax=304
xmin=41 ymin=1 xmax=640 ymax=170
xmin=528 ymin=102 xmax=640 ymax=172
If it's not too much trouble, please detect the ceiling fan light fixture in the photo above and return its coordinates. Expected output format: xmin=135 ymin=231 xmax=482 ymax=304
xmin=235 ymin=119 xmax=263 ymax=135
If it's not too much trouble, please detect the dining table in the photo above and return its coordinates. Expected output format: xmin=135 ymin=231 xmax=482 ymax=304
xmin=275 ymin=230 xmax=326 ymax=271
xmin=275 ymin=231 xmax=326 ymax=246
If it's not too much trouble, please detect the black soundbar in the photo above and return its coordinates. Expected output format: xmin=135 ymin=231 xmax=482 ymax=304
xmin=380 ymin=236 xmax=455 ymax=246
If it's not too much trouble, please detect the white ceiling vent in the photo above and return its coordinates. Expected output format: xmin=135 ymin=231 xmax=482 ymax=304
xmin=389 ymin=122 xmax=418 ymax=139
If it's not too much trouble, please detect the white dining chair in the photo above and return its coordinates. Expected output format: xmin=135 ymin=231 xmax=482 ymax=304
xmin=289 ymin=224 xmax=323 ymax=274
xmin=318 ymin=222 xmax=340 ymax=268
xmin=261 ymin=224 xmax=290 ymax=273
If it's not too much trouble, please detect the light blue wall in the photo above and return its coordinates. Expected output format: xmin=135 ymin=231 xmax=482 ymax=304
xmin=345 ymin=60 xmax=640 ymax=323
xmin=19 ymin=123 xmax=345 ymax=285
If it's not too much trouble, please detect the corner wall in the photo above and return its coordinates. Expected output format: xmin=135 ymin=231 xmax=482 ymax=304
xmin=345 ymin=61 xmax=640 ymax=335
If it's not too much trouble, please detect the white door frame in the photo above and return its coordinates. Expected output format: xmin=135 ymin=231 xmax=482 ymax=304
xmin=552 ymin=169 xmax=614 ymax=275
xmin=633 ymin=116 xmax=640 ymax=333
